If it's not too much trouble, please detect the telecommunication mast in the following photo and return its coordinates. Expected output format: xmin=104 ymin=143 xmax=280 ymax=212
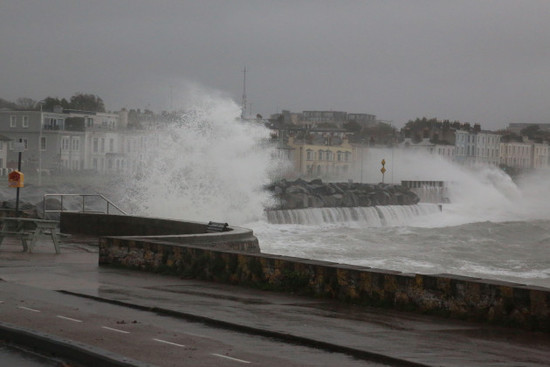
xmin=241 ymin=66 xmax=247 ymax=119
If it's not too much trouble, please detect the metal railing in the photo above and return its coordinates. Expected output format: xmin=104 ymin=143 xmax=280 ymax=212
xmin=42 ymin=194 xmax=127 ymax=217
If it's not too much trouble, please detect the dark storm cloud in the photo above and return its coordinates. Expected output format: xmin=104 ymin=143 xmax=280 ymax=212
xmin=1 ymin=0 xmax=549 ymax=129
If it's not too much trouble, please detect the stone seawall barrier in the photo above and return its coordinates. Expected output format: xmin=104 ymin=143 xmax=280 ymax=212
xmin=97 ymin=233 xmax=550 ymax=332
xmin=60 ymin=212 xmax=260 ymax=253
xmin=60 ymin=212 xmax=550 ymax=332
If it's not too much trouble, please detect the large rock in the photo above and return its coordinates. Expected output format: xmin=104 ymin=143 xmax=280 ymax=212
xmin=267 ymin=179 xmax=419 ymax=210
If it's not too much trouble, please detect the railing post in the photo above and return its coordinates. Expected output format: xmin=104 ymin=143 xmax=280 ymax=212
xmin=41 ymin=193 xmax=126 ymax=216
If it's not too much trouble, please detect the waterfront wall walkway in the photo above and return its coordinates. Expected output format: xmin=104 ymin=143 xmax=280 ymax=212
xmin=60 ymin=212 xmax=550 ymax=332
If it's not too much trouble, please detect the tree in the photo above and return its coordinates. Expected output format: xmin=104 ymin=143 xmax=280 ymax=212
xmin=343 ymin=120 xmax=361 ymax=133
xmin=40 ymin=97 xmax=70 ymax=112
xmin=15 ymin=97 xmax=37 ymax=110
xmin=0 ymin=98 xmax=17 ymax=110
xmin=520 ymin=125 xmax=540 ymax=138
xmin=403 ymin=117 xmax=439 ymax=131
xmin=69 ymin=93 xmax=105 ymax=112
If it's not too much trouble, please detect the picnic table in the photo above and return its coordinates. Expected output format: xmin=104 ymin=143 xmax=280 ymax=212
xmin=0 ymin=217 xmax=61 ymax=254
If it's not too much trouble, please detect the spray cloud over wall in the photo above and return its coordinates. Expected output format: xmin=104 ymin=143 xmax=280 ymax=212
xmin=122 ymin=90 xmax=281 ymax=224
xmin=356 ymin=147 xmax=550 ymax=225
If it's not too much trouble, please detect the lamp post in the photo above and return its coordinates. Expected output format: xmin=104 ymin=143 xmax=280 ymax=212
xmin=391 ymin=143 xmax=394 ymax=184
xmin=36 ymin=101 xmax=44 ymax=186
xmin=360 ymin=139 xmax=365 ymax=183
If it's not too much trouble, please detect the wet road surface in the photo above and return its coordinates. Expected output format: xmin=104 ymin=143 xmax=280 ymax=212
xmin=1 ymin=237 xmax=549 ymax=366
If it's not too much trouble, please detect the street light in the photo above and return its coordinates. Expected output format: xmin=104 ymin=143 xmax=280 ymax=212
xmin=36 ymin=101 xmax=44 ymax=186
xmin=360 ymin=139 xmax=365 ymax=183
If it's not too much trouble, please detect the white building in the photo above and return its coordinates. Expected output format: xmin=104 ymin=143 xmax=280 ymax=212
xmin=500 ymin=137 xmax=549 ymax=170
xmin=434 ymin=144 xmax=455 ymax=159
xmin=0 ymin=108 xmax=152 ymax=177
xmin=500 ymin=140 xmax=532 ymax=169
xmin=532 ymin=141 xmax=549 ymax=169
xmin=0 ymin=110 xmax=68 ymax=172
xmin=0 ymin=134 xmax=10 ymax=175
xmin=454 ymin=129 xmax=500 ymax=166
xmin=473 ymin=130 xmax=501 ymax=165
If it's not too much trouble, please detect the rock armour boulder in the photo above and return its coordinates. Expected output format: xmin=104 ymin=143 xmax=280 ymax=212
xmin=266 ymin=179 xmax=420 ymax=210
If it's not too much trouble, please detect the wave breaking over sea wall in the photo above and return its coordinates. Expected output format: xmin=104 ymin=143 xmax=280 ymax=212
xmin=266 ymin=204 xmax=440 ymax=225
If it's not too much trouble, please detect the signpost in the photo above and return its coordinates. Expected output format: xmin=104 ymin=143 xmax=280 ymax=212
xmin=11 ymin=139 xmax=25 ymax=216
xmin=380 ymin=159 xmax=387 ymax=183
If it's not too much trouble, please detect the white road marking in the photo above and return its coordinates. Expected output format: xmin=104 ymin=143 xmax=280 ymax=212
xmin=211 ymin=353 xmax=251 ymax=364
xmin=182 ymin=331 xmax=207 ymax=338
xmin=153 ymin=338 xmax=186 ymax=348
xmin=18 ymin=306 xmax=40 ymax=312
xmin=56 ymin=315 xmax=83 ymax=323
xmin=101 ymin=326 xmax=130 ymax=334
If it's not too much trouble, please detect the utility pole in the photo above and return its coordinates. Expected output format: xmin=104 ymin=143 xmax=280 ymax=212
xmin=241 ymin=66 xmax=247 ymax=120
xmin=15 ymin=139 xmax=23 ymax=216
xmin=38 ymin=103 xmax=43 ymax=186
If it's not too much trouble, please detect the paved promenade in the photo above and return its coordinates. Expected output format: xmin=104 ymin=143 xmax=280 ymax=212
xmin=1 ymin=237 xmax=550 ymax=366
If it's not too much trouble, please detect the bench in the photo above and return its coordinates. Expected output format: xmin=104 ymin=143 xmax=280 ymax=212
xmin=206 ymin=221 xmax=229 ymax=233
xmin=0 ymin=231 xmax=33 ymax=252
xmin=0 ymin=218 xmax=61 ymax=254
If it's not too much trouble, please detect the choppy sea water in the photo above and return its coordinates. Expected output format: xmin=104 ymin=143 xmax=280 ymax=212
xmin=108 ymin=97 xmax=550 ymax=291
xmin=250 ymin=205 xmax=550 ymax=288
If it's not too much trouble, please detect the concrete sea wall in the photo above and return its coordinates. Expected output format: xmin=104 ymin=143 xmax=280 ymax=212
xmin=61 ymin=213 xmax=550 ymax=332
xmin=98 ymin=238 xmax=550 ymax=332
xmin=60 ymin=212 xmax=260 ymax=252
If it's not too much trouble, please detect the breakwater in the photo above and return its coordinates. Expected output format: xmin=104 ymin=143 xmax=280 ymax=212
xmin=60 ymin=213 xmax=550 ymax=332
xmin=266 ymin=179 xmax=419 ymax=210
xmin=266 ymin=203 xmax=440 ymax=225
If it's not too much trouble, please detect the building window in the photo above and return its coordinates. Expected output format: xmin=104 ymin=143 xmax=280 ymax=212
xmin=10 ymin=116 xmax=16 ymax=127
xmin=22 ymin=116 xmax=29 ymax=128
xmin=62 ymin=137 xmax=70 ymax=151
xmin=100 ymin=138 xmax=105 ymax=153
xmin=72 ymin=138 xmax=80 ymax=151
xmin=40 ymin=137 xmax=46 ymax=151
xmin=93 ymin=138 xmax=98 ymax=153
xmin=109 ymin=138 xmax=114 ymax=152
xmin=318 ymin=151 xmax=323 ymax=160
xmin=306 ymin=150 xmax=313 ymax=161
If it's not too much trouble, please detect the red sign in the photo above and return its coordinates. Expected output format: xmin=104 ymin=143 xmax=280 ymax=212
xmin=8 ymin=170 xmax=24 ymax=188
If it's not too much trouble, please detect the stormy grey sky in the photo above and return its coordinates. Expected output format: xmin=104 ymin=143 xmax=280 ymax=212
xmin=1 ymin=1 xmax=549 ymax=129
